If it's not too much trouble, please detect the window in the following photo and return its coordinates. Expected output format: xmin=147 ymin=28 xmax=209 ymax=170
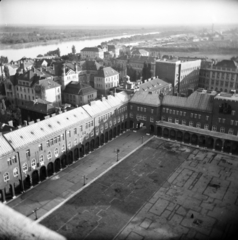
xmin=204 ymin=124 xmax=209 ymax=130
xmin=144 ymin=108 xmax=146 ymax=112
xmin=218 ymin=118 xmax=221 ymax=123
xmin=168 ymin=118 xmax=172 ymax=123
xmin=194 ymin=114 xmax=197 ymax=118
xmin=206 ymin=116 xmax=209 ymax=121
xmin=162 ymin=108 xmax=165 ymax=113
xmin=31 ymin=159 xmax=36 ymax=168
xmin=151 ymin=109 xmax=154 ymax=114
xmin=50 ymin=139 xmax=53 ymax=146
xmin=3 ymin=172 xmax=10 ymax=182
xmin=47 ymin=151 xmax=52 ymax=161
xmin=54 ymin=137 xmax=57 ymax=144
xmin=196 ymin=123 xmax=201 ymax=128
xmin=62 ymin=145 xmax=65 ymax=152
xmin=58 ymin=136 xmax=61 ymax=142
xmin=54 ymin=148 xmax=59 ymax=157
xmin=162 ymin=116 xmax=166 ymax=121
xmin=222 ymin=119 xmax=225 ymax=124
xmin=39 ymin=143 xmax=43 ymax=151
xmin=220 ymin=127 xmax=225 ymax=133
xmin=68 ymin=130 xmax=71 ymax=137
xmin=12 ymin=156 xmax=17 ymax=163
xmin=183 ymin=112 xmax=186 ymax=116
xmin=137 ymin=107 xmax=140 ymax=111
xmin=212 ymin=125 xmax=217 ymax=131
xmin=13 ymin=167 xmax=19 ymax=177
xmin=180 ymin=111 xmax=182 ymax=116
xmin=26 ymin=149 xmax=30 ymax=157
xmin=228 ymin=128 xmax=234 ymax=135
xmin=47 ymin=140 xmax=50 ymax=147
xmin=39 ymin=155 xmax=44 ymax=164
xmin=175 ymin=119 xmax=179 ymax=124
xmin=232 ymin=110 xmax=235 ymax=116
xmin=191 ymin=113 xmax=193 ymax=118
xmin=198 ymin=114 xmax=201 ymax=119
xmin=130 ymin=113 xmax=133 ymax=118
xmin=166 ymin=109 xmax=169 ymax=113
xmin=231 ymin=120 xmax=234 ymax=125
xmin=182 ymin=120 xmax=186 ymax=125
xmin=130 ymin=105 xmax=133 ymax=110
xmin=173 ymin=110 xmax=175 ymax=114
xmin=22 ymin=163 xmax=28 ymax=172
xmin=74 ymin=138 xmax=78 ymax=146
xmin=176 ymin=111 xmax=179 ymax=115
xmin=189 ymin=121 xmax=193 ymax=127
xmin=68 ymin=142 xmax=72 ymax=149
xmin=150 ymin=117 xmax=154 ymax=122
xmin=105 ymin=123 xmax=108 ymax=129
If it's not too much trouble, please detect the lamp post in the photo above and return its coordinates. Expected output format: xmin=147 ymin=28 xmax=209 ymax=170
xmin=116 ymin=149 xmax=120 ymax=162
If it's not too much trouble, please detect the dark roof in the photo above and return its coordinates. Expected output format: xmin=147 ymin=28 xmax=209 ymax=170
xmin=162 ymin=91 xmax=214 ymax=112
xmin=215 ymin=60 xmax=238 ymax=69
xmin=96 ymin=67 xmax=118 ymax=78
xmin=107 ymin=45 xmax=116 ymax=51
xmin=116 ymin=55 xmax=128 ymax=61
xmin=38 ymin=78 xmax=60 ymax=89
xmin=18 ymin=68 xmax=45 ymax=83
xmin=64 ymin=81 xmax=97 ymax=95
xmin=81 ymin=47 xmax=102 ymax=52
xmin=82 ymin=60 xmax=102 ymax=71
xmin=130 ymin=91 xmax=161 ymax=107
xmin=129 ymin=56 xmax=156 ymax=64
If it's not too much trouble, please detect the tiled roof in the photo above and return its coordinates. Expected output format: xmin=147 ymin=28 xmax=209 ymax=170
xmin=96 ymin=67 xmax=118 ymax=78
xmin=0 ymin=135 xmax=13 ymax=157
xmin=215 ymin=60 xmax=238 ymax=69
xmin=139 ymin=78 xmax=170 ymax=92
xmin=81 ymin=47 xmax=102 ymax=52
xmin=4 ymin=107 xmax=92 ymax=150
xmin=130 ymin=91 xmax=161 ymax=107
xmin=64 ymin=81 xmax=97 ymax=95
xmin=162 ymin=91 xmax=214 ymax=112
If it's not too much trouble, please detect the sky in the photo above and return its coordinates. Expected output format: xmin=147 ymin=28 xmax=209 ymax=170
xmin=1 ymin=0 xmax=238 ymax=27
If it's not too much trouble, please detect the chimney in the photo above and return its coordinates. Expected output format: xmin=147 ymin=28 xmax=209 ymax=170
xmin=24 ymin=120 xmax=27 ymax=126
xmin=8 ymin=120 xmax=13 ymax=127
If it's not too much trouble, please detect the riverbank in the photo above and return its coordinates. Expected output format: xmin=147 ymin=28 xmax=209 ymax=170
xmin=0 ymin=30 xmax=155 ymax=51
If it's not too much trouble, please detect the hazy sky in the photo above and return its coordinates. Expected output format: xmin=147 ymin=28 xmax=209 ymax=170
xmin=1 ymin=0 xmax=238 ymax=26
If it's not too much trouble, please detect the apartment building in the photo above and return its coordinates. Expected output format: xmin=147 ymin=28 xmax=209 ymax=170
xmin=80 ymin=47 xmax=104 ymax=60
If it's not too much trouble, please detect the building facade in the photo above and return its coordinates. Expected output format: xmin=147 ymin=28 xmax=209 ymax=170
xmin=80 ymin=47 xmax=104 ymax=60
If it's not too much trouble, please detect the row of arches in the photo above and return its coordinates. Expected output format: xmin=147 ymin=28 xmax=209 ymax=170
xmin=0 ymin=121 xmax=128 ymax=203
xmin=157 ymin=126 xmax=238 ymax=155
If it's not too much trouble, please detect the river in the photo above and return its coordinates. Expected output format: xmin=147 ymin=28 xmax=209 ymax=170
xmin=0 ymin=32 xmax=159 ymax=62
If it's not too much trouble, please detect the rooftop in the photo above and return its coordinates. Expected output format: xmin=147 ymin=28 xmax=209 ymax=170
xmin=96 ymin=67 xmax=118 ymax=78
xmin=162 ymin=91 xmax=215 ymax=112
xmin=130 ymin=91 xmax=161 ymax=107
xmin=0 ymin=135 xmax=13 ymax=157
xmin=81 ymin=47 xmax=103 ymax=52
xmin=64 ymin=81 xmax=96 ymax=95
xmin=4 ymin=107 xmax=92 ymax=150
xmin=138 ymin=78 xmax=171 ymax=92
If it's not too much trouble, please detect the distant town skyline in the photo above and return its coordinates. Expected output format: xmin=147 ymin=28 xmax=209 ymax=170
xmin=1 ymin=0 xmax=238 ymax=27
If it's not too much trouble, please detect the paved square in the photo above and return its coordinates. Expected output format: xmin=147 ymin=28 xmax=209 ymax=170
xmin=40 ymin=138 xmax=238 ymax=240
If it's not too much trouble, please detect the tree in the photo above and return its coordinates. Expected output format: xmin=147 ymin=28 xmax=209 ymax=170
xmin=72 ymin=45 xmax=76 ymax=54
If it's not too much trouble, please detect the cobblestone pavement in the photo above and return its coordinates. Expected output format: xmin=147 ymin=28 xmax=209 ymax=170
xmin=115 ymin=141 xmax=238 ymax=240
xmin=40 ymin=138 xmax=192 ymax=239
xmin=7 ymin=129 xmax=151 ymax=220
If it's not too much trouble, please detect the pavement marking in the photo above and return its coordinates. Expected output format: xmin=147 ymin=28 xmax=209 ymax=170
xmin=35 ymin=135 xmax=154 ymax=224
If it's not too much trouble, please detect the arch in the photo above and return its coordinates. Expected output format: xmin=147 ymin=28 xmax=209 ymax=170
xmin=80 ymin=145 xmax=85 ymax=157
xmin=117 ymin=125 xmax=121 ymax=135
xmin=163 ymin=128 xmax=169 ymax=138
xmin=74 ymin=148 xmax=79 ymax=161
xmin=224 ymin=140 xmax=231 ymax=153
xmin=95 ymin=137 xmax=99 ymax=148
xmin=0 ymin=189 xmax=5 ymax=203
xmin=130 ymin=120 xmax=134 ymax=129
xmin=198 ymin=135 xmax=206 ymax=147
xmin=61 ymin=154 xmax=67 ymax=168
xmin=105 ymin=131 xmax=109 ymax=143
xmin=109 ymin=129 xmax=112 ymax=140
xmin=191 ymin=134 xmax=198 ymax=145
xmin=124 ymin=121 xmax=128 ymax=130
xmin=121 ymin=122 xmax=124 ymax=133
xmin=85 ymin=142 xmax=89 ymax=154
xmin=177 ymin=131 xmax=183 ymax=142
xmin=47 ymin=162 xmax=54 ymax=176
xmin=170 ymin=129 xmax=176 ymax=140
xmin=54 ymin=158 xmax=61 ymax=172
xmin=215 ymin=139 xmax=222 ymax=151
xmin=90 ymin=139 xmax=95 ymax=151
xmin=157 ymin=126 xmax=162 ymax=137
xmin=14 ymin=180 xmax=22 ymax=196
xmin=32 ymin=170 xmax=39 ymax=186
xmin=184 ymin=132 xmax=190 ymax=143
xmin=113 ymin=127 xmax=117 ymax=138
xmin=150 ymin=125 xmax=155 ymax=134
xmin=100 ymin=134 xmax=104 ymax=145
xmin=206 ymin=137 xmax=214 ymax=149
xmin=40 ymin=166 xmax=47 ymax=181
xmin=68 ymin=151 xmax=73 ymax=164
xmin=5 ymin=184 xmax=14 ymax=201
xmin=23 ymin=175 xmax=31 ymax=190
xmin=231 ymin=141 xmax=238 ymax=155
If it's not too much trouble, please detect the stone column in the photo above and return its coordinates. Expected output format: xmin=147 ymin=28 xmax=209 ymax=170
xmin=29 ymin=175 xmax=33 ymax=188
xmin=212 ymin=138 xmax=216 ymax=151
xmin=2 ymin=189 xmax=6 ymax=203
xmin=12 ymin=184 xmax=16 ymax=199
